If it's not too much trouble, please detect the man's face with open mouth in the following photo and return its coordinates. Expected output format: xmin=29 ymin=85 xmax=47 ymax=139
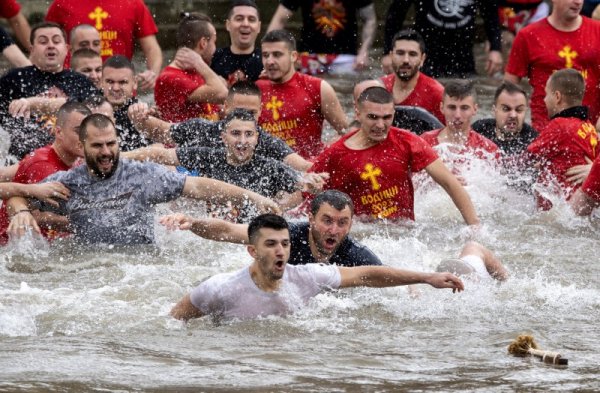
xmin=309 ymin=203 xmax=353 ymax=259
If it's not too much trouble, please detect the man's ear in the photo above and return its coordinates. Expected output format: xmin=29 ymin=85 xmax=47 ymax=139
xmin=290 ymin=50 xmax=298 ymax=63
xmin=247 ymin=244 xmax=257 ymax=258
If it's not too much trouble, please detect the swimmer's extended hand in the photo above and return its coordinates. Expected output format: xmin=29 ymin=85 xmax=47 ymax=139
xmin=566 ymin=156 xmax=593 ymax=185
xmin=9 ymin=98 xmax=31 ymax=119
xmin=254 ymin=196 xmax=282 ymax=215
xmin=159 ymin=213 xmax=193 ymax=231
xmin=8 ymin=210 xmax=41 ymax=237
xmin=425 ymin=272 xmax=464 ymax=293
xmin=299 ymin=172 xmax=329 ymax=193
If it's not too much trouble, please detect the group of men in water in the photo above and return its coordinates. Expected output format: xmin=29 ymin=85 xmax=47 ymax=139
xmin=1 ymin=0 xmax=599 ymax=321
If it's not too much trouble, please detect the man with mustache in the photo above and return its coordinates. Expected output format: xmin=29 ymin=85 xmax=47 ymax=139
xmin=6 ymin=114 xmax=279 ymax=244
xmin=169 ymin=213 xmax=463 ymax=322
xmin=380 ymin=29 xmax=445 ymax=125
xmin=160 ymin=190 xmax=383 ymax=267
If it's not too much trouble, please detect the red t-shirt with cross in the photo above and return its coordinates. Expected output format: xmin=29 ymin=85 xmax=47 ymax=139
xmin=506 ymin=17 xmax=600 ymax=131
xmin=582 ymin=154 xmax=600 ymax=202
xmin=256 ymin=72 xmax=324 ymax=159
xmin=46 ymin=0 xmax=158 ymax=60
xmin=310 ymin=127 xmax=438 ymax=220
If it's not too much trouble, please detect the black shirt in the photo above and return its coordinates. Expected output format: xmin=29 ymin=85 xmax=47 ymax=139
xmin=472 ymin=118 xmax=538 ymax=156
xmin=287 ymin=221 xmax=382 ymax=266
xmin=176 ymin=147 xmax=299 ymax=198
xmin=170 ymin=119 xmax=294 ymax=161
xmin=114 ymin=98 xmax=151 ymax=151
xmin=0 ymin=65 xmax=99 ymax=160
xmin=211 ymin=47 xmax=263 ymax=83
xmin=281 ymin=0 xmax=373 ymax=54
xmin=0 ymin=26 xmax=14 ymax=53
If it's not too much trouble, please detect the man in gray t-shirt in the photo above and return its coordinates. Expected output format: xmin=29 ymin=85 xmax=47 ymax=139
xmin=171 ymin=214 xmax=464 ymax=321
xmin=6 ymin=114 xmax=279 ymax=244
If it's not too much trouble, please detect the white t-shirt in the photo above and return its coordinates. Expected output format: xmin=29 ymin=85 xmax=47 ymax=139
xmin=190 ymin=264 xmax=341 ymax=320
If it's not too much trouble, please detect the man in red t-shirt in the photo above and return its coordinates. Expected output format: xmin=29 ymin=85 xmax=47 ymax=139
xmin=421 ymin=80 xmax=499 ymax=170
xmin=0 ymin=102 xmax=91 ymax=245
xmin=154 ymin=13 xmax=227 ymax=123
xmin=505 ymin=0 xmax=600 ymax=131
xmin=380 ymin=29 xmax=445 ymax=125
xmin=310 ymin=86 xmax=480 ymax=224
xmin=45 ymin=0 xmax=162 ymax=90
xmin=527 ymin=68 xmax=598 ymax=210
xmin=257 ymin=29 xmax=349 ymax=159
xmin=569 ymin=154 xmax=600 ymax=215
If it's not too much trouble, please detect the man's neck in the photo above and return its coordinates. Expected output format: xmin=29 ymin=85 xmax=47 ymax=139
xmin=344 ymin=129 xmax=381 ymax=150
xmin=51 ymin=142 xmax=78 ymax=167
xmin=273 ymin=71 xmax=295 ymax=85
xmin=230 ymin=44 xmax=255 ymax=55
xmin=439 ymin=127 xmax=470 ymax=145
xmin=548 ymin=13 xmax=582 ymax=32
xmin=249 ymin=264 xmax=280 ymax=292
xmin=34 ymin=64 xmax=63 ymax=74
xmin=225 ymin=154 xmax=253 ymax=167
xmin=393 ymin=73 xmax=419 ymax=95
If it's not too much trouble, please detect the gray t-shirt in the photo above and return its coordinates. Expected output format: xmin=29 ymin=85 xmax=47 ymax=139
xmin=190 ymin=264 xmax=341 ymax=320
xmin=42 ymin=159 xmax=186 ymax=244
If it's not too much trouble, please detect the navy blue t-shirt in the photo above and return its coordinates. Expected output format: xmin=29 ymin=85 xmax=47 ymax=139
xmin=287 ymin=221 xmax=382 ymax=266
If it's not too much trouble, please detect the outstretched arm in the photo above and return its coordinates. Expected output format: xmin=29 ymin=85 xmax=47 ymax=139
xmin=137 ymin=35 xmax=163 ymax=90
xmin=182 ymin=177 xmax=280 ymax=214
xmin=459 ymin=241 xmax=509 ymax=281
xmin=339 ymin=266 xmax=464 ymax=292
xmin=122 ymin=146 xmax=180 ymax=166
xmin=171 ymin=294 xmax=204 ymax=321
xmin=267 ymin=4 xmax=294 ymax=32
xmin=355 ymin=4 xmax=377 ymax=71
xmin=425 ymin=159 xmax=480 ymax=226
xmin=160 ymin=213 xmax=249 ymax=244
xmin=128 ymin=102 xmax=174 ymax=145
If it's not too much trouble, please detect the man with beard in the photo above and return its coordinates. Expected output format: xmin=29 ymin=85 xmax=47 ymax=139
xmin=170 ymin=214 xmax=463 ymax=321
xmin=380 ymin=29 xmax=445 ymax=124
xmin=6 ymin=114 xmax=279 ymax=244
xmin=472 ymin=82 xmax=537 ymax=157
xmin=160 ymin=190 xmax=383 ymax=266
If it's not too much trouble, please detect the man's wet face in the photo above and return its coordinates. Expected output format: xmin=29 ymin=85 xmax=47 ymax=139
xmin=83 ymin=124 xmax=120 ymax=178
xmin=309 ymin=203 xmax=353 ymax=258
xmin=494 ymin=91 xmax=527 ymax=136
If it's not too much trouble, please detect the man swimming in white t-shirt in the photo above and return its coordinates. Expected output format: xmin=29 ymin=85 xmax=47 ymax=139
xmin=436 ymin=241 xmax=509 ymax=282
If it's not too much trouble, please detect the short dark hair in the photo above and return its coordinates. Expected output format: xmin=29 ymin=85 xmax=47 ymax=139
xmin=391 ymin=29 xmax=426 ymax=54
xmin=443 ymin=79 xmax=477 ymax=101
xmin=83 ymin=94 xmax=111 ymax=110
xmin=311 ymin=190 xmax=354 ymax=216
xmin=247 ymin=214 xmax=289 ymax=244
xmin=56 ymin=101 xmax=92 ymax=128
xmin=548 ymin=68 xmax=585 ymax=105
xmin=494 ymin=81 xmax=527 ymax=104
xmin=69 ymin=23 xmax=97 ymax=44
xmin=79 ymin=113 xmax=116 ymax=142
xmin=103 ymin=55 xmax=135 ymax=73
xmin=221 ymin=108 xmax=257 ymax=130
xmin=229 ymin=80 xmax=261 ymax=99
xmin=227 ymin=0 xmax=260 ymax=20
xmin=261 ymin=29 xmax=296 ymax=51
xmin=177 ymin=12 xmax=213 ymax=49
xmin=30 ymin=22 xmax=66 ymax=45
xmin=357 ymin=86 xmax=393 ymax=105
xmin=71 ymin=48 xmax=101 ymax=69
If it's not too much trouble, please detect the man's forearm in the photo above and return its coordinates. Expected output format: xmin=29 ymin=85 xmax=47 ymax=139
xmin=341 ymin=266 xmax=432 ymax=288
xmin=6 ymin=196 xmax=31 ymax=215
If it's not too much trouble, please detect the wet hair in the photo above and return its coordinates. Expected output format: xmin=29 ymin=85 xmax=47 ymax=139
xmin=261 ymin=29 xmax=296 ymax=51
xmin=79 ymin=113 xmax=116 ymax=142
xmin=221 ymin=108 xmax=257 ymax=129
xmin=228 ymin=80 xmax=261 ymax=99
xmin=103 ymin=55 xmax=135 ymax=73
xmin=391 ymin=29 xmax=426 ymax=54
xmin=310 ymin=190 xmax=354 ymax=216
xmin=227 ymin=0 xmax=260 ymax=20
xmin=548 ymin=68 xmax=585 ymax=105
xmin=357 ymin=86 xmax=393 ymax=105
xmin=494 ymin=81 xmax=527 ymax=104
xmin=177 ymin=12 xmax=213 ymax=49
xmin=83 ymin=94 xmax=111 ymax=110
xmin=56 ymin=101 xmax=92 ymax=128
xmin=247 ymin=214 xmax=289 ymax=244
xmin=443 ymin=79 xmax=477 ymax=101
xmin=71 ymin=48 xmax=101 ymax=69
xmin=69 ymin=24 xmax=98 ymax=44
xmin=30 ymin=22 xmax=66 ymax=45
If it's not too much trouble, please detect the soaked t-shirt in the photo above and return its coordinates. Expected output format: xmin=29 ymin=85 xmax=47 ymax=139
xmin=287 ymin=221 xmax=382 ymax=266
xmin=170 ymin=119 xmax=293 ymax=161
xmin=176 ymin=147 xmax=299 ymax=198
xmin=189 ymin=264 xmax=341 ymax=320
xmin=211 ymin=47 xmax=263 ymax=84
xmin=41 ymin=159 xmax=186 ymax=244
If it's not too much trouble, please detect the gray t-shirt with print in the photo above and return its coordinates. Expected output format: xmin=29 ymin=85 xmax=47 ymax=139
xmin=43 ymin=159 xmax=186 ymax=244
xmin=190 ymin=264 xmax=342 ymax=320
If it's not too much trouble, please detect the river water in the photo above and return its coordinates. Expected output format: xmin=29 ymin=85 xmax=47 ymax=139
xmin=1 ymin=55 xmax=600 ymax=391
